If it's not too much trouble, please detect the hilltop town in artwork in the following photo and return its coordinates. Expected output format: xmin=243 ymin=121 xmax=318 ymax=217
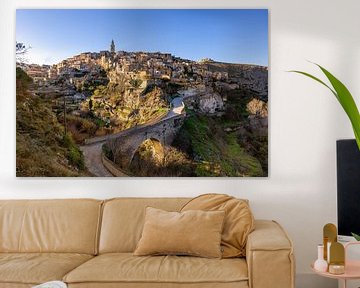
xmin=16 ymin=9 xmax=268 ymax=177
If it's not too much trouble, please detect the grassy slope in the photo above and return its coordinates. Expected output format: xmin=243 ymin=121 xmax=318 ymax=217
xmin=16 ymin=68 xmax=87 ymax=177
xmin=176 ymin=112 xmax=263 ymax=177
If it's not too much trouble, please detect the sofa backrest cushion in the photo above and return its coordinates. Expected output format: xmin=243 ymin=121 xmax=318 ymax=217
xmin=99 ymin=198 xmax=189 ymax=253
xmin=0 ymin=199 xmax=102 ymax=254
xmin=181 ymin=194 xmax=254 ymax=258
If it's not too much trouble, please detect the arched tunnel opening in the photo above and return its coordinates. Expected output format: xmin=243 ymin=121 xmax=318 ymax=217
xmin=129 ymin=138 xmax=165 ymax=176
xmin=128 ymin=137 xmax=195 ymax=177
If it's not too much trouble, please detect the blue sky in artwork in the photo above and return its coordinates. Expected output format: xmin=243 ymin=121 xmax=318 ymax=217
xmin=16 ymin=9 xmax=268 ymax=66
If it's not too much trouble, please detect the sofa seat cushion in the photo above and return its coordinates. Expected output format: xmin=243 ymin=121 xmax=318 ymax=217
xmin=67 ymin=283 xmax=249 ymax=288
xmin=0 ymin=253 xmax=93 ymax=285
xmin=64 ymin=253 xmax=248 ymax=285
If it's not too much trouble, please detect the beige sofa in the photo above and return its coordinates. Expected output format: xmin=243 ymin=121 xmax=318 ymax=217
xmin=0 ymin=198 xmax=295 ymax=288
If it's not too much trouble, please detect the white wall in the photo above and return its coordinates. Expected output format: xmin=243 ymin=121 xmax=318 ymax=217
xmin=1 ymin=0 xmax=359 ymax=287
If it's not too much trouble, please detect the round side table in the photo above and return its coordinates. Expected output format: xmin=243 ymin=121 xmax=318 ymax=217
xmin=311 ymin=242 xmax=360 ymax=288
xmin=312 ymin=261 xmax=360 ymax=288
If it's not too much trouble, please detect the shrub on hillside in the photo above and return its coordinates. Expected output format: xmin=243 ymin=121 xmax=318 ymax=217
xmin=62 ymin=134 xmax=85 ymax=170
xmin=16 ymin=70 xmax=88 ymax=176
xmin=16 ymin=67 xmax=32 ymax=101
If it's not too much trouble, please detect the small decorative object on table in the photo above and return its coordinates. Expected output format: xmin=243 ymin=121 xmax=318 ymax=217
xmin=312 ymin=224 xmax=360 ymax=288
xmin=321 ymin=223 xmax=345 ymax=274
xmin=329 ymin=242 xmax=345 ymax=274
xmin=323 ymin=223 xmax=337 ymax=262
xmin=314 ymin=244 xmax=328 ymax=272
xmin=32 ymin=281 xmax=67 ymax=288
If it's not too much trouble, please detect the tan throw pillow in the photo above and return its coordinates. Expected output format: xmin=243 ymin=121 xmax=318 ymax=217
xmin=134 ymin=207 xmax=225 ymax=258
xmin=181 ymin=193 xmax=254 ymax=258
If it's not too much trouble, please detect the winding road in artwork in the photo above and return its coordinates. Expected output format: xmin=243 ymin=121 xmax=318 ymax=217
xmin=80 ymin=143 xmax=113 ymax=177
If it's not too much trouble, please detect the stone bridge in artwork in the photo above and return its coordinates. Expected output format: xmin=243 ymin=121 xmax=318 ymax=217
xmin=83 ymin=97 xmax=186 ymax=170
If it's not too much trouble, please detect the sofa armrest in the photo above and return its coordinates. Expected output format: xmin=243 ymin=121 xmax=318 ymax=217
xmin=246 ymin=220 xmax=295 ymax=288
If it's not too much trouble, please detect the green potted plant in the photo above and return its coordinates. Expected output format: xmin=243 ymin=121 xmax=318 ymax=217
xmin=290 ymin=63 xmax=360 ymax=150
xmin=291 ymin=64 xmax=360 ymax=241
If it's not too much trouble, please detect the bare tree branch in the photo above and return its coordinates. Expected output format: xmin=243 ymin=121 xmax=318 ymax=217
xmin=16 ymin=42 xmax=31 ymax=63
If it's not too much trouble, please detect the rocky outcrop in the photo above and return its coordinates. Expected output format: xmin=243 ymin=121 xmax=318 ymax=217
xmin=205 ymin=63 xmax=268 ymax=98
xmin=247 ymin=98 xmax=268 ymax=117
xmin=247 ymin=98 xmax=268 ymax=136
xmin=234 ymin=69 xmax=268 ymax=98
xmin=181 ymin=86 xmax=224 ymax=115
xmin=82 ymin=80 xmax=168 ymax=131
xmin=199 ymin=92 xmax=224 ymax=114
xmin=215 ymin=82 xmax=239 ymax=91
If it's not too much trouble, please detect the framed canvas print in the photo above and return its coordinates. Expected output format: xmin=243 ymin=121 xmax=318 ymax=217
xmin=16 ymin=9 xmax=268 ymax=177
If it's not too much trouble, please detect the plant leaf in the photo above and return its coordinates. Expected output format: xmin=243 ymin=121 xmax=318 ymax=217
xmin=316 ymin=64 xmax=360 ymax=150
xmin=354 ymin=128 xmax=360 ymax=150
xmin=289 ymin=70 xmax=337 ymax=98
xmin=290 ymin=65 xmax=360 ymax=150
xmin=351 ymin=232 xmax=360 ymax=241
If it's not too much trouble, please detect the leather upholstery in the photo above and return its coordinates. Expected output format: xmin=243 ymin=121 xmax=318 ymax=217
xmin=0 ymin=198 xmax=295 ymax=288
xmin=68 ymin=282 xmax=249 ymax=288
xmin=63 ymin=253 xmax=248 ymax=284
xmin=99 ymin=198 xmax=190 ymax=253
xmin=0 ymin=284 xmax=32 ymax=288
xmin=246 ymin=220 xmax=295 ymax=288
xmin=134 ymin=207 xmax=225 ymax=258
xmin=0 ymin=199 xmax=102 ymax=254
xmin=181 ymin=194 xmax=254 ymax=258
xmin=0 ymin=253 xmax=93 ymax=285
